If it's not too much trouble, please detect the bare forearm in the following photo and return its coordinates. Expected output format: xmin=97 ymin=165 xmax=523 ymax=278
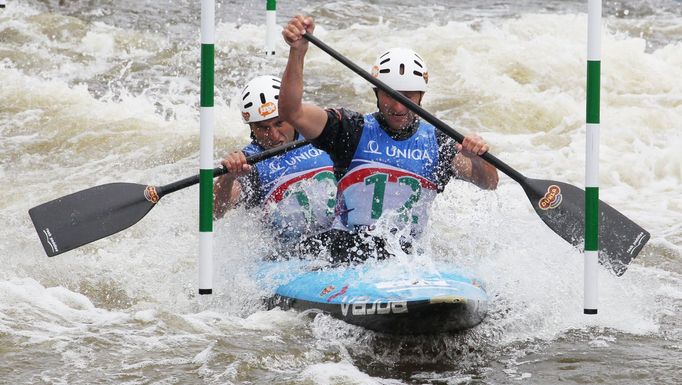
xmin=454 ymin=154 xmax=499 ymax=190
xmin=213 ymin=176 xmax=241 ymax=219
xmin=279 ymin=48 xmax=328 ymax=140
xmin=279 ymin=47 xmax=306 ymax=127
xmin=470 ymin=156 xmax=498 ymax=190
xmin=279 ymin=15 xmax=328 ymax=140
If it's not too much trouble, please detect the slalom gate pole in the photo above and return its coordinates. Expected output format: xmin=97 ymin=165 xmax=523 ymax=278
xmin=265 ymin=0 xmax=277 ymax=55
xmin=199 ymin=0 xmax=215 ymax=295
xmin=584 ymin=0 xmax=601 ymax=314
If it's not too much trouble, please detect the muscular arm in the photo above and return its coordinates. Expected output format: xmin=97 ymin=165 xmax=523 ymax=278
xmin=279 ymin=16 xmax=328 ymax=140
xmin=212 ymin=150 xmax=257 ymax=219
xmin=453 ymin=153 xmax=499 ymax=190
xmin=213 ymin=175 xmax=242 ymax=219
xmin=442 ymin=132 xmax=498 ymax=190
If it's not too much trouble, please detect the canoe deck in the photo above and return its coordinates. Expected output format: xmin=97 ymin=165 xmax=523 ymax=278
xmin=259 ymin=259 xmax=488 ymax=334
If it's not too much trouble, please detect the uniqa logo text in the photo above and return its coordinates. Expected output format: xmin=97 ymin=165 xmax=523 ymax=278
xmin=364 ymin=140 xmax=433 ymax=162
xmin=269 ymin=148 xmax=325 ymax=172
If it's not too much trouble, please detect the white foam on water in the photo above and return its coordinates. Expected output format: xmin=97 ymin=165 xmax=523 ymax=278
xmin=0 ymin=278 xmax=131 ymax=348
xmin=430 ymin=182 xmax=665 ymax=344
xmin=301 ymin=361 xmax=406 ymax=385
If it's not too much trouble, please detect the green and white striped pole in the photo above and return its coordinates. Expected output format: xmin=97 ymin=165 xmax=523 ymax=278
xmin=265 ymin=0 xmax=277 ymax=55
xmin=199 ymin=0 xmax=215 ymax=295
xmin=584 ymin=0 xmax=601 ymax=314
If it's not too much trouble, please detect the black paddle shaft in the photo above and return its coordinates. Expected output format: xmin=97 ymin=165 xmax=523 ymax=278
xmin=157 ymin=139 xmax=308 ymax=197
xmin=303 ymin=33 xmax=650 ymax=275
xmin=29 ymin=139 xmax=309 ymax=257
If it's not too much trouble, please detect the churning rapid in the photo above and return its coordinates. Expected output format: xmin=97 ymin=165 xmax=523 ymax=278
xmin=1 ymin=0 xmax=681 ymax=384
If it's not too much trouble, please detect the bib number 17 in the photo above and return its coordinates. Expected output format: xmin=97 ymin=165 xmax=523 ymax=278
xmin=364 ymin=173 xmax=421 ymax=223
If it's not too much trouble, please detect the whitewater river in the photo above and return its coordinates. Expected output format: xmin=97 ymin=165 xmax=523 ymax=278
xmin=1 ymin=0 xmax=681 ymax=384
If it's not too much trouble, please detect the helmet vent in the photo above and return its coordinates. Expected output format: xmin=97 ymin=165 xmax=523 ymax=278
xmin=242 ymin=91 xmax=250 ymax=100
xmin=371 ymin=48 xmax=428 ymax=91
xmin=260 ymin=93 xmax=266 ymax=104
xmin=244 ymin=102 xmax=253 ymax=108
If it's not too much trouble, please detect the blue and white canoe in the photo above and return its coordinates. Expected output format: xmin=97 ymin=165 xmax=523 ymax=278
xmin=258 ymin=259 xmax=488 ymax=334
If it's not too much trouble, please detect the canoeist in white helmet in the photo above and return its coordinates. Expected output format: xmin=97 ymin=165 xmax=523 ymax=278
xmin=279 ymin=16 xmax=499 ymax=262
xmin=214 ymin=75 xmax=337 ymax=249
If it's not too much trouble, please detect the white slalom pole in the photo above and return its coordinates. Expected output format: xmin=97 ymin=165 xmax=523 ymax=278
xmin=199 ymin=0 xmax=215 ymax=295
xmin=584 ymin=0 xmax=601 ymax=314
xmin=265 ymin=0 xmax=277 ymax=55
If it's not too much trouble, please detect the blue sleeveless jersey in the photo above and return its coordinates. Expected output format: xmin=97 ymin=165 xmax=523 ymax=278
xmin=335 ymin=114 xmax=440 ymax=236
xmin=242 ymin=138 xmax=336 ymax=242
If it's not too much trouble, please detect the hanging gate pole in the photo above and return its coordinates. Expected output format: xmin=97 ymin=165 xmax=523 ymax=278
xmin=265 ymin=0 xmax=277 ymax=55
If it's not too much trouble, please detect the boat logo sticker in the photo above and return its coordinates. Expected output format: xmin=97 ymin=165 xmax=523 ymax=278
xmin=320 ymin=285 xmax=335 ymax=297
xmin=241 ymin=111 xmax=250 ymax=121
xmin=539 ymin=184 xmax=562 ymax=210
xmin=144 ymin=185 xmax=160 ymax=203
xmin=326 ymin=285 xmax=349 ymax=303
xmin=258 ymin=102 xmax=276 ymax=117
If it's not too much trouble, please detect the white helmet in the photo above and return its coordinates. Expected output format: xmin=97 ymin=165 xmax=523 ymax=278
xmin=370 ymin=47 xmax=428 ymax=92
xmin=239 ymin=75 xmax=281 ymax=123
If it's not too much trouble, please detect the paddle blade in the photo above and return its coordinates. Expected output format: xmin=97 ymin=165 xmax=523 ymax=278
xmin=28 ymin=183 xmax=156 ymax=257
xmin=522 ymin=179 xmax=650 ymax=276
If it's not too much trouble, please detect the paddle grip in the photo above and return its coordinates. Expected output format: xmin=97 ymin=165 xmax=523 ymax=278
xmin=303 ymin=33 xmax=526 ymax=185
